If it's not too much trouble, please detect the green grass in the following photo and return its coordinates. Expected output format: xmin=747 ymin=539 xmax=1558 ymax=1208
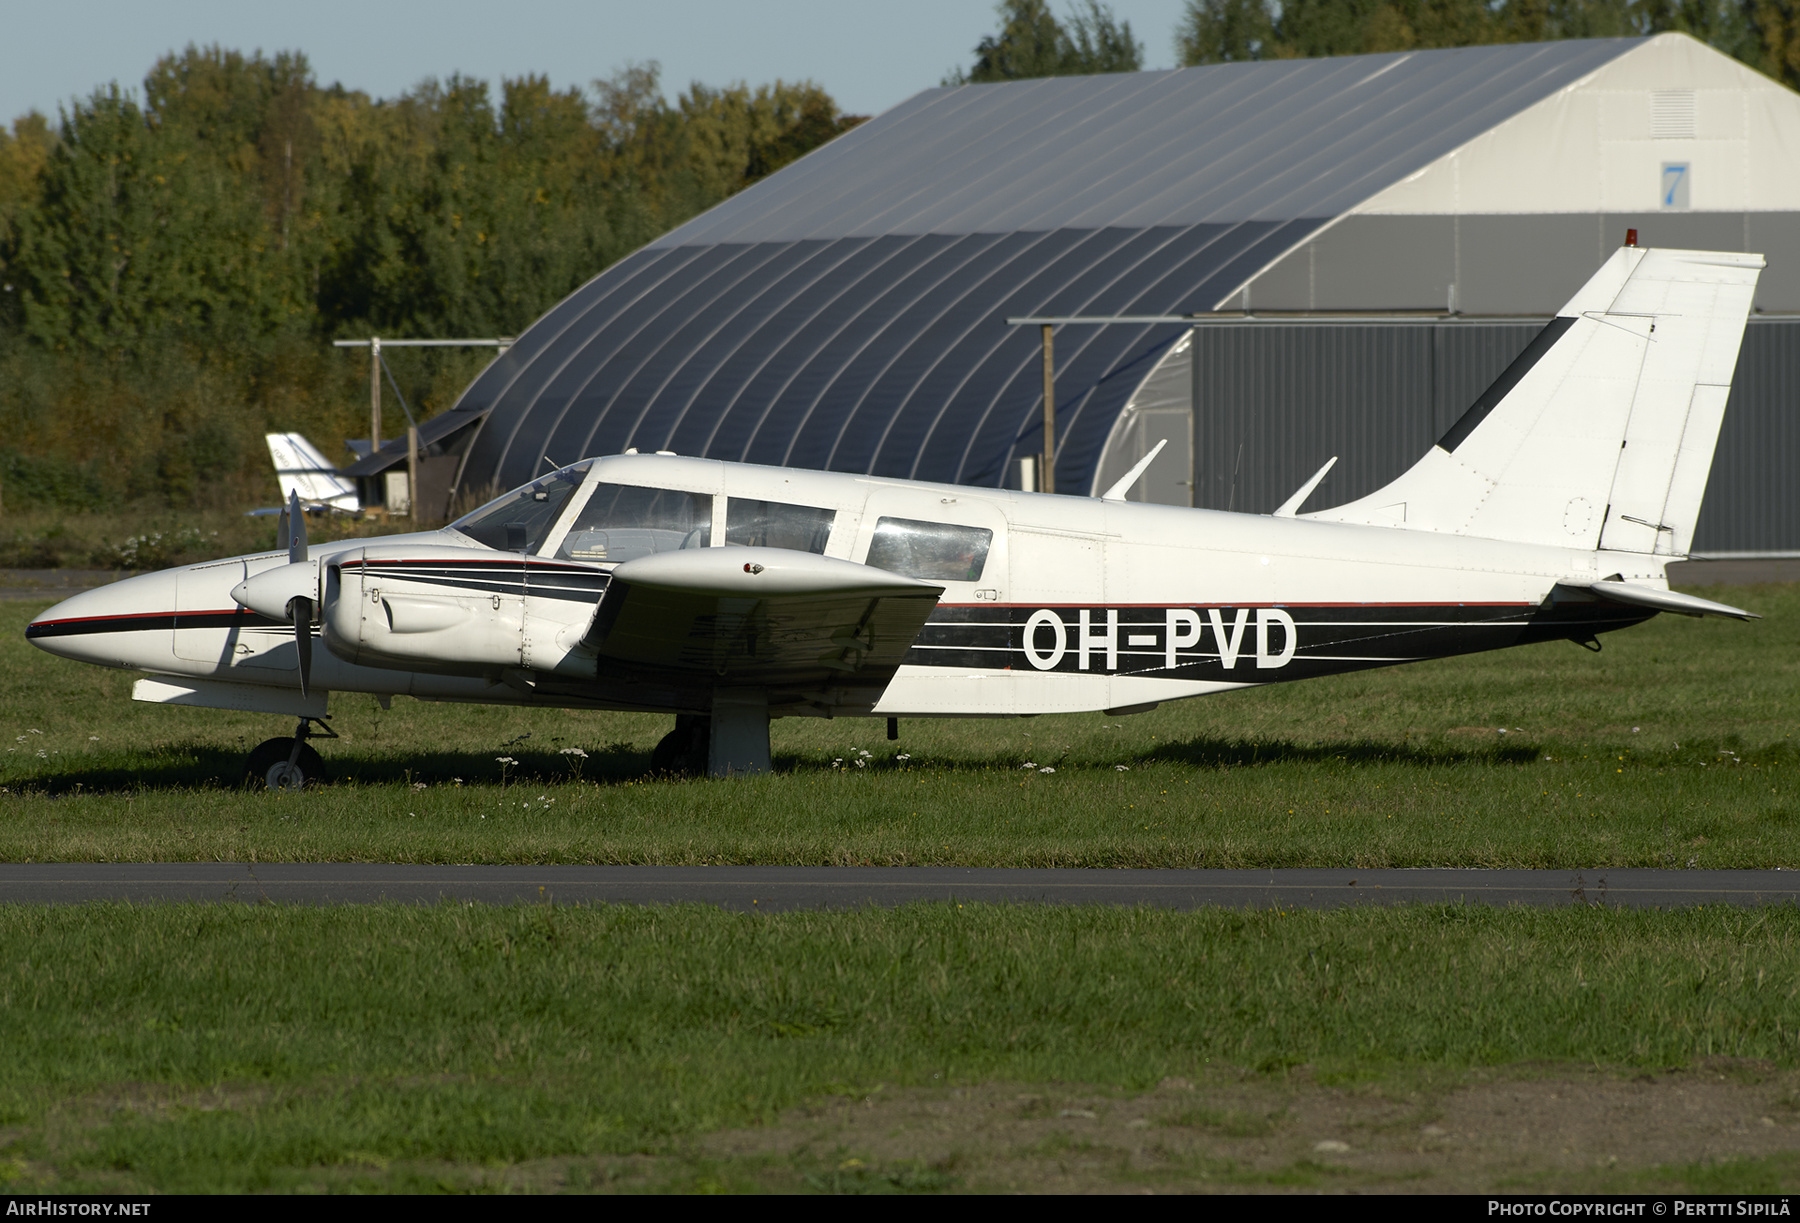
xmin=1 ymin=583 xmax=1795 ymax=866
xmin=1 ymin=902 xmax=1797 ymax=1193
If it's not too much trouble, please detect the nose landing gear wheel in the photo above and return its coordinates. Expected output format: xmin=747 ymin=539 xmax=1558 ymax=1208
xmin=246 ymin=738 xmax=327 ymax=790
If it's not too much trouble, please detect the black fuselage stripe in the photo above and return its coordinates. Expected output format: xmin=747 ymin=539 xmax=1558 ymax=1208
xmin=903 ymin=602 xmax=1652 ymax=679
xmin=27 ymin=609 xmax=291 ymax=638
xmin=343 ymin=564 xmax=607 ymax=603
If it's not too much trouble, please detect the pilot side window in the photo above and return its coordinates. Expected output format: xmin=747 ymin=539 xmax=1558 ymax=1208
xmin=725 ymin=500 xmax=834 ymax=554
xmin=555 ymin=484 xmax=713 ymax=562
xmin=864 ymin=517 xmax=992 ymax=582
xmin=451 ymin=461 xmax=592 ymax=554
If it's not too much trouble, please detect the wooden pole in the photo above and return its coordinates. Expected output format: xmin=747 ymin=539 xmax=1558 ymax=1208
xmin=369 ymin=336 xmax=382 ymax=458
xmin=407 ymin=424 xmax=420 ymax=520
xmin=1040 ymin=323 xmax=1056 ymax=495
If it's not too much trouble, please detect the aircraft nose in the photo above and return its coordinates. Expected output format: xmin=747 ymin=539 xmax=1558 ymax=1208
xmin=26 ymin=571 xmax=178 ymax=667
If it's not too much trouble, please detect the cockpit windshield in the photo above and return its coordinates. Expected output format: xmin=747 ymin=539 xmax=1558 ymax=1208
xmin=450 ymin=462 xmax=592 ymax=553
xmin=553 ymin=483 xmax=712 ymax=562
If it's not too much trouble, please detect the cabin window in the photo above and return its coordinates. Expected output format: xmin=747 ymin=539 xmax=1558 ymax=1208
xmin=725 ymin=500 xmax=835 ymax=554
xmin=864 ymin=517 xmax=992 ymax=582
xmin=554 ymin=484 xmax=713 ymax=562
xmin=451 ymin=461 xmax=592 ymax=554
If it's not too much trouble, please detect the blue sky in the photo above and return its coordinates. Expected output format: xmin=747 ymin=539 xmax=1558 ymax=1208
xmin=1 ymin=0 xmax=1193 ymax=125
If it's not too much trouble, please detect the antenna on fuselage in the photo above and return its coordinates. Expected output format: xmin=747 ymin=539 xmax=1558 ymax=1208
xmin=1099 ymin=438 xmax=1169 ymax=502
xmin=1272 ymin=457 xmax=1339 ymax=518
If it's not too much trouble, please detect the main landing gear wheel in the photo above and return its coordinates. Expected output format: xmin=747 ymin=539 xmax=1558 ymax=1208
xmin=246 ymin=738 xmax=326 ymax=790
xmin=650 ymin=715 xmax=710 ymax=777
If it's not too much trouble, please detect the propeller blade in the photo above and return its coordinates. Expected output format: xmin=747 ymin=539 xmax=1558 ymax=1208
xmin=291 ymin=595 xmax=314 ymax=698
xmin=288 ymin=490 xmax=308 ymax=566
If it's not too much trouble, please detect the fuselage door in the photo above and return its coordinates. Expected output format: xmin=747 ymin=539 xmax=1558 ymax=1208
xmin=844 ymin=489 xmax=1010 ymax=679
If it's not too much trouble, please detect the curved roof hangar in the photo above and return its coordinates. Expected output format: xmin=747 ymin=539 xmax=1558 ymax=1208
xmin=436 ymin=39 xmax=1639 ymax=498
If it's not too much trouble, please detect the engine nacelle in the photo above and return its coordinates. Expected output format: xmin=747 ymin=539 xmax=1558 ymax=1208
xmin=230 ymin=561 xmax=318 ymax=622
xmin=322 ymin=543 xmax=607 ymax=677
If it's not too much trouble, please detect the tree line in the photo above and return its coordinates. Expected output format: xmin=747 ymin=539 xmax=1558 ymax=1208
xmin=0 ymin=49 xmax=861 ymax=511
xmin=1174 ymin=0 xmax=1800 ymax=83
xmin=953 ymin=1 xmax=1800 ymax=90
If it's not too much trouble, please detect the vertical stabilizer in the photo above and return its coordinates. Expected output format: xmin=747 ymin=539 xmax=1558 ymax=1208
xmin=1306 ymin=247 xmax=1762 ymax=555
xmin=266 ymin=433 xmax=360 ymax=511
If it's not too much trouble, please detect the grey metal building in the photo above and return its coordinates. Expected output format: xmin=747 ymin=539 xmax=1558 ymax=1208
xmin=369 ymin=33 xmax=1800 ymax=552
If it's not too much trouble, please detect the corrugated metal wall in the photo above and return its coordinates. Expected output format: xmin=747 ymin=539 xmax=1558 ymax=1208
xmin=1699 ymin=320 xmax=1800 ymax=552
xmin=1182 ymin=318 xmax=1799 ymax=552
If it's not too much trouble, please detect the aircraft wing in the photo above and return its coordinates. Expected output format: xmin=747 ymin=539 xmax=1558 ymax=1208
xmin=584 ymin=547 xmax=944 ymax=689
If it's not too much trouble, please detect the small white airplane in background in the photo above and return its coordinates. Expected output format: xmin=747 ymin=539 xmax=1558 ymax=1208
xmin=252 ymin=433 xmax=361 ymax=516
xmin=28 ymin=244 xmax=1762 ymax=784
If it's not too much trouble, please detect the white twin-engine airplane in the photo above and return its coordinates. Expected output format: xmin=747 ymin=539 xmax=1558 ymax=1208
xmin=27 ymin=245 xmax=1764 ymax=784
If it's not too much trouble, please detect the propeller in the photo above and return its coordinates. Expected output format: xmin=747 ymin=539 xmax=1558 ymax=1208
xmin=235 ymin=495 xmax=318 ymax=695
xmin=286 ymin=491 xmax=314 ymax=697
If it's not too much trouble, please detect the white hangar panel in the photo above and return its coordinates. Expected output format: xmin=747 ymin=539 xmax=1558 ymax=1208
xmin=1241 ymin=33 xmax=1800 ymax=313
xmin=1351 ymin=33 xmax=1797 ymax=215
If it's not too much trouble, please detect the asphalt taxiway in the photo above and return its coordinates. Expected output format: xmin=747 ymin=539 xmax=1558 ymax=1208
xmin=1 ymin=864 xmax=1795 ymax=910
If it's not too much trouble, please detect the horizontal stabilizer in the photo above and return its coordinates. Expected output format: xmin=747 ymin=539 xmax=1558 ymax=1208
xmin=584 ymin=547 xmax=943 ymax=689
xmin=1563 ymin=579 xmax=1758 ymax=621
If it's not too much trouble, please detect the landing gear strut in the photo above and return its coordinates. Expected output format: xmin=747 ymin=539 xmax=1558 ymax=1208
xmin=649 ymin=691 xmax=771 ymax=779
xmin=246 ymin=717 xmax=335 ymax=790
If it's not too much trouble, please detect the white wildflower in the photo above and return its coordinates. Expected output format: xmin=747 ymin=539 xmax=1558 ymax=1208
xmin=1115 ymin=764 xmax=1129 ymax=771
xmin=560 ymin=747 xmax=588 ymax=758
xmin=1038 ymin=766 xmax=1055 ymax=774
